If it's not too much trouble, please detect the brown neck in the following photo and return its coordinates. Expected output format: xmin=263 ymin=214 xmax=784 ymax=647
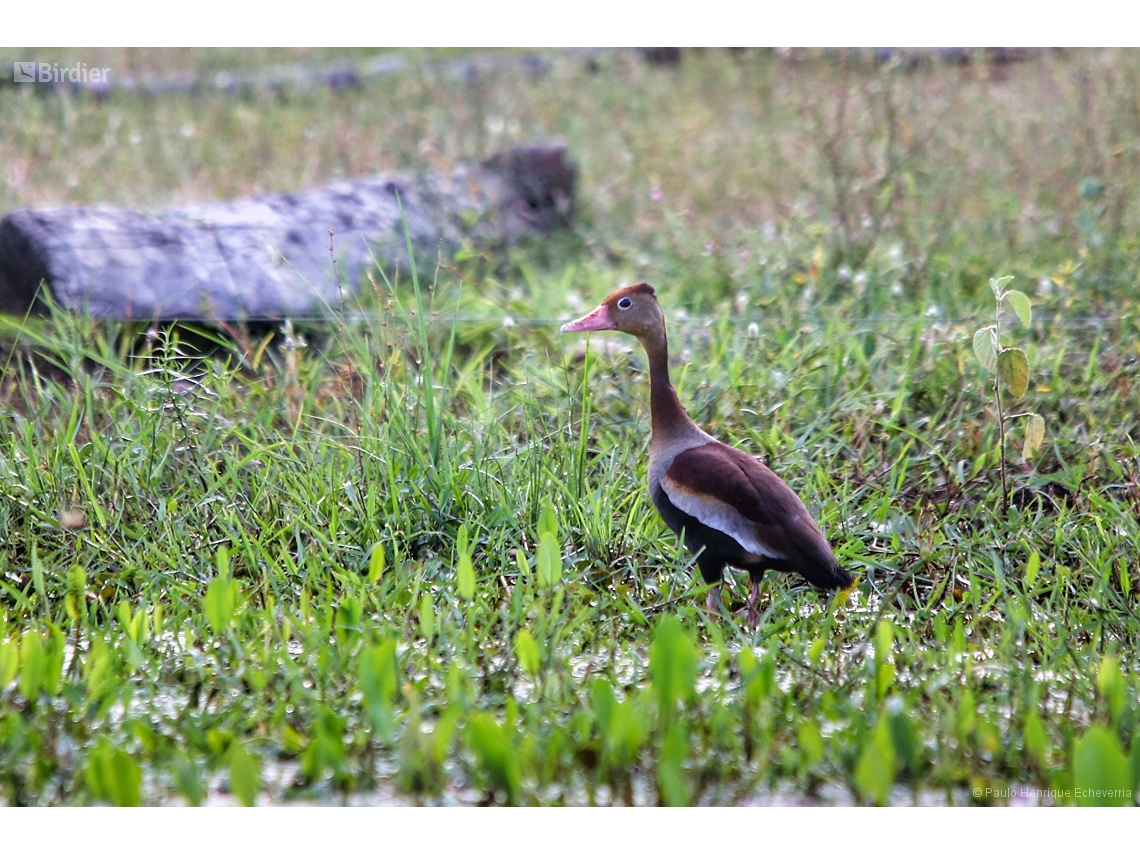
xmin=642 ymin=322 xmax=695 ymax=440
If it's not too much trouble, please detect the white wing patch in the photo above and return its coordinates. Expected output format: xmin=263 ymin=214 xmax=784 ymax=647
xmin=660 ymin=474 xmax=787 ymax=561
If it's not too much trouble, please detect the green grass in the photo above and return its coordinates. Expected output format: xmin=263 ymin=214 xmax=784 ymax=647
xmin=2 ymin=48 xmax=1140 ymax=805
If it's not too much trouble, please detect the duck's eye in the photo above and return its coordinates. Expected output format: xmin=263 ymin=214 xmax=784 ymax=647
xmin=617 ymin=297 xmax=633 ymax=310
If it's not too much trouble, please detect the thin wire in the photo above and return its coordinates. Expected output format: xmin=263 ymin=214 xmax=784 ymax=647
xmin=218 ymin=311 xmax=1138 ymax=332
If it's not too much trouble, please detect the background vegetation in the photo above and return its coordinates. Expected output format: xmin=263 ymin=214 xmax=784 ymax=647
xmin=1 ymin=47 xmax=1139 ymax=805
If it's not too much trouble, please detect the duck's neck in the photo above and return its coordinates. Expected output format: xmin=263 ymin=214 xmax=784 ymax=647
xmin=642 ymin=324 xmax=697 ymax=441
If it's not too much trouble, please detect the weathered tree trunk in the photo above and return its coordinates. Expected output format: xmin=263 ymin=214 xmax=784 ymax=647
xmin=0 ymin=144 xmax=575 ymax=321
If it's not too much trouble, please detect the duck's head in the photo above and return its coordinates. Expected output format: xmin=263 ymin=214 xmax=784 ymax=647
xmin=560 ymin=282 xmax=663 ymax=339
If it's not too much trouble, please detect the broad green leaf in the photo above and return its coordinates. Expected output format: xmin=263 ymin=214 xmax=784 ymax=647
xmin=741 ymin=652 xmax=776 ymax=707
xmin=116 ymin=601 xmax=133 ymax=632
xmin=0 ymin=639 xmax=18 ymax=688
xmin=129 ymin=608 xmax=147 ymax=646
xmin=887 ymin=703 xmax=922 ymax=775
xmin=368 ymin=543 xmax=386 ymax=584
xmin=973 ymin=327 xmax=998 ymax=373
xmin=206 ymin=728 xmax=235 ymax=756
xmin=359 ymin=640 xmax=399 ymax=738
xmin=1023 ymin=413 xmax=1045 ymax=459
xmin=358 ymin=640 xmax=399 ymax=710
xmin=204 ymin=576 xmax=237 ymax=634
xmin=514 ymin=629 xmax=541 ymax=676
xmin=537 ymin=532 xmax=562 ymax=588
xmin=456 ymin=551 xmax=476 ymax=601
xmin=1024 ymin=551 xmax=1040 ymax=588
xmin=419 ymin=594 xmax=435 ymax=641
xmin=1097 ymin=655 xmax=1126 ymax=723
xmin=797 ymin=719 xmax=824 ymax=769
xmin=591 ymin=679 xmax=616 ymax=735
xmin=66 ymin=564 xmax=87 ymax=623
xmin=228 ymin=743 xmax=261 ymax=807
xmin=456 ymin=523 xmax=469 ymax=557
xmin=957 ymin=689 xmax=977 ymax=741
xmin=738 ymin=647 xmax=757 ymax=679
xmin=989 ymin=275 xmax=1015 ymax=297
xmin=84 ymin=638 xmax=114 ymax=699
xmin=874 ymin=619 xmax=893 ymax=661
xmin=658 ymin=721 xmax=690 ymax=806
xmin=650 ymin=616 xmax=697 ymax=715
xmin=19 ymin=630 xmax=45 ymax=701
xmin=876 ymin=662 xmax=896 ymax=701
xmin=43 ymin=624 xmax=65 ymax=695
xmin=1004 ymin=289 xmax=1032 ymax=327
xmin=952 ymin=618 xmax=966 ymax=654
xmin=538 ymin=498 xmax=558 ymax=540
xmin=998 ymin=348 xmax=1029 ymax=399
xmin=465 ymin=712 xmax=520 ymax=805
xmin=808 ymin=636 xmax=826 ymax=666
xmin=302 ymin=708 xmax=349 ymax=784
xmin=1131 ymin=734 xmax=1140 ymax=792
xmin=174 ymin=757 xmax=204 ymax=806
xmin=1024 ymin=710 xmax=1048 ymax=767
xmin=335 ymin=597 xmax=363 ymax=646
xmin=430 ymin=708 xmax=461 ymax=767
xmin=855 ymin=718 xmax=896 ymax=805
xmin=1073 ymin=726 xmax=1132 ymax=806
xmin=874 ymin=619 xmax=895 ymax=699
xmin=85 ymin=739 xmax=142 ymax=807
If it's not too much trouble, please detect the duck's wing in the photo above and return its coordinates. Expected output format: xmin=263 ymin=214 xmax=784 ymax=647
xmin=660 ymin=441 xmax=846 ymax=587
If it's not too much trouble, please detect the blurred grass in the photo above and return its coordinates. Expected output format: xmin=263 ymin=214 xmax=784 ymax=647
xmin=1 ymin=48 xmax=1140 ymax=805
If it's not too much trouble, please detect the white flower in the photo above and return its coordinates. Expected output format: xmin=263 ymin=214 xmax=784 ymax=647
xmin=747 ymin=322 xmax=760 ymax=339
xmin=837 ymin=264 xmax=852 ymax=283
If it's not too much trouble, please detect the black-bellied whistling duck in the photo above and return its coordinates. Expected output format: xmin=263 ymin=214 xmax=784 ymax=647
xmin=562 ymin=282 xmax=851 ymax=623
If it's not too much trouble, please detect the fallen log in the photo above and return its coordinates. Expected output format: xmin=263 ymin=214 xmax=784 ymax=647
xmin=0 ymin=144 xmax=576 ymax=321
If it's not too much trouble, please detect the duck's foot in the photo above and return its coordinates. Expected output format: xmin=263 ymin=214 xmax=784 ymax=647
xmin=745 ymin=580 xmax=762 ymax=628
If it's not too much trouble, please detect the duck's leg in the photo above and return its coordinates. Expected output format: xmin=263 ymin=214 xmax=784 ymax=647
xmin=746 ymin=568 xmax=766 ymax=628
xmin=696 ymin=551 xmax=728 ymax=621
xmin=705 ymin=584 xmax=723 ymax=619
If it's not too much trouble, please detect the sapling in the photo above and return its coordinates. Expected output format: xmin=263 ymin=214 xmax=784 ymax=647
xmin=972 ymin=276 xmax=1046 ymax=511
